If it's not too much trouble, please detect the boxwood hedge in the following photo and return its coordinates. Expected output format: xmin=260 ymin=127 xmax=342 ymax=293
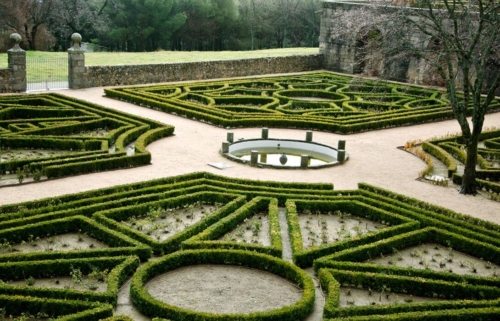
xmin=1 ymin=172 xmax=499 ymax=320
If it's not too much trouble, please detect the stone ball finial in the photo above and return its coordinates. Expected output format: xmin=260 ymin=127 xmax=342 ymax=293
xmin=9 ymin=33 xmax=23 ymax=52
xmin=71 ymin=33 xmax=82 ymax=43
xmin=10 ymin=33 xmax=22 ymax=44
xmin=70 ymin=33 xmax=82 ymax=50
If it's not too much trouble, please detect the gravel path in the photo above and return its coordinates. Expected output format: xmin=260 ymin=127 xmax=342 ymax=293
xmin=1 ymin=85 xmax=499 ymax=225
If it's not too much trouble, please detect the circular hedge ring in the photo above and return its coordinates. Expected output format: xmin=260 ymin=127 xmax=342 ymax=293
xmin=130 ymin=249 xmax=315 ymax=321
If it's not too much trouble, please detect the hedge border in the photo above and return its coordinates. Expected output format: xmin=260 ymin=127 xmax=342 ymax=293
xmin=313 ymin=227 xmax=500 ymax=287
xmin=0 ymin=93 xmax=175 ymax=181
xmin=104 ymin=71 xmax=500 ymax=134
xmin=0 ymin=294 xmax=113 ymax=321
xmin=0 ymin=256 xmax=139 ymax=305
xmin=93 ymin=192 xmax=247 ymax=255
xmin=130 ymin=249 xmax=315 ymax=321
xmin=319 ymin=268 xmax=500 ymax=319
xmin=182 ymin=197 xmax=283 ymax=257
xmin=0 ymin=216 xmax=151 ymax=262
xmin=286 ymin=198 xmax=420 ymax=267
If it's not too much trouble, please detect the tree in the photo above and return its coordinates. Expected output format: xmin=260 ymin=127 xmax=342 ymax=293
xmin=172 ymin=0 xmax=238 ymax=51
xmin=49 ymin=0 xmax=113 ymax=50
xmin=237 ymin=0 xmax=270 ymax=50
xmin=287 ymin=0 xmax=322 ymax=47
xmin=0 ymin=0 xmax=56 ymax=50
xmin=171 ymin=0 xmax=213 ymax=50
xmin=266 ymin=0 xmax=301 ymax=48
xmin=106 ymin=0 xmax=186 ymax=51
xmin=329 ymin=0 xmax=500 ymax=195
xmin=210 ymin=0 xmax=239 ymax=50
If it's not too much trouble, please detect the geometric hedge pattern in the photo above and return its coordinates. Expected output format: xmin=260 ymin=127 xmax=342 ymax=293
xmin=0 ymin=93 xmax=174 ymax=179
xmin=1 ymin=172 xmax=500 ymax=320
xmin=422 ymin=129 xmax=500 ymax=194
xmin=105 ymin=72 xmax=500 ymax=134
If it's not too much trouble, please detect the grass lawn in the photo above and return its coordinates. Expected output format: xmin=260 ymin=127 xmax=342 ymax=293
xmin=0 ymin=48 xmax=318 ymax=68
xmin=0 ymin=48 xmax=318 ymax=83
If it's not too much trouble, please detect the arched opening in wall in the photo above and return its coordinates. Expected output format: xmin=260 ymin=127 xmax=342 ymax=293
xmin=354 ymin=27 xmax=383 ymax=76
xmin=382 ymin=56 xmax=411 ymax=82
xmin=422 ymin=38 xmax=447 ymax=87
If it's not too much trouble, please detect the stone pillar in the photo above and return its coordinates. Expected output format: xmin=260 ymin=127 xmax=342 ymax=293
xmin=300 ymin=155 xmax=309 ymax=168
xmin=338 ymin=140 xmax=346 ymax=150
xmin=68 ymin=33 xmax=86 ymax=89
xmin=250 ymin=150 xmax=259 ymax=166
xmin=227 ymin=132 xmax=234 ymax=143
xmin=7 ymin=33 xmax=26 ymax=92
xmin=221 ymin=142 xmax=229 ymax=153
xmin=338 ymin=150 xmax=346 ymax=163
xmin=261 ymin=128 xmax=269 ymax=139
xmin=306 ymin=131 xmax=313 ymax=142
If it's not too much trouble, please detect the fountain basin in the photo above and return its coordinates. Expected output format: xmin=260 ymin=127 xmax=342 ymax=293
xmin=221 ymin=138 xmax=347 ymax=169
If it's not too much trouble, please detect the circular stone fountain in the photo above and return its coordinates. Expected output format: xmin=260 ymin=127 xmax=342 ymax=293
xmin=220 ymin=129 xmax=348 ymax=169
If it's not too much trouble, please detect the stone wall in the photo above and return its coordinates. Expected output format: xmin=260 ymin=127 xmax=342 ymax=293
xmin=84 ymin=55 xmax=323 ymax=87
xmin=319 ymin=0 xmax=499 ymax=95
xmin=319 ymin=1 xmax=360 ymax=75
xmin=320 ymin=1 xmax=423 ymax=83
xmin=0 ymin=68 xmax=14 ymax=93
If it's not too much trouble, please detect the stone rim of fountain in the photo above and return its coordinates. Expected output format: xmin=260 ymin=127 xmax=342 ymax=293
xmin=220 ymin=128 xmax=348 ymax=170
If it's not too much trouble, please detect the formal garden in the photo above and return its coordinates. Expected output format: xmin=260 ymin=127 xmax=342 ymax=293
xmin=105 ymin=72 xmax=500 ymax=134
xmin=0 ymin=93 xmax=173 ymax=184
xmin=1 ymin=72 xmax=500 ymax=320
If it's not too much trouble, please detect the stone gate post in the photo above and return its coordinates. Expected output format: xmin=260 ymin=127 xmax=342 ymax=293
xmin=68 ymin=33 xmax=86 ymax=89
xmin=7 ymin=33 xmax=27 ymax=92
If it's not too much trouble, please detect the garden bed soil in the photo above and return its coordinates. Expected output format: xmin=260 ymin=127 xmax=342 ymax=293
xmin=121 ymin=204 xmax=219 ymax=242
xmin=144 ymin=264 xmax=304 ymax=314
xmin=298 ymin=211 xmax=384 ymax=249
xmin=0 ymin=232 xmax=108 ymax=255
xmin=371 ymin=242 xmax=500 ymax=277
xmin=9 ymin=275 xmax=107 ymax=293
xmin=220 ymin=211 xmax=271 ymax=246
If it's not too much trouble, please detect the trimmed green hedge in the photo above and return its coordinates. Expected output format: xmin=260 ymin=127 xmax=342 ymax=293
xmin=105 ymin=72 xmax=500 ymax=134
xmin=319 ymin=269 xmax=500 ymax=320
xmin=319 ymin=267 xmax=500 ymax=319
xmin=0 ymin=216 xmax=151 ymax=262
xmin=324 ymin=307 xmax=500 ymax=320
xmin=0 ymin=256 xmax=139 ymax=305
xmin=182 ymin=197 xmax=283 ymax=257
xmin=0 ymin=294 xmax=113 ymax=320
xmin=420 ymin=129 xmax=500 ymax=190
xmin=286 ymin=198 xmax=419 ymax=267
xmin=1 ymin=172 xmax=500 ymax=319
xmin=357 ymin=184 xmax=500 ymax=243
xmin=130 ymin=249 xmax=315 ymax=321
xmin=93 ymin=192 xmax=246 ymax=255
xmin=0 ymin=93 xmax=175 ymax=182
xmin=314 ymin=227 xmax=500 ymax=283
xmin=421 ymin=141 xmax=457 ymax=177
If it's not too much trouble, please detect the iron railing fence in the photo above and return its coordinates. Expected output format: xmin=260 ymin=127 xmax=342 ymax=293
xmin=26 ymin=57 xmax=69 ymax=91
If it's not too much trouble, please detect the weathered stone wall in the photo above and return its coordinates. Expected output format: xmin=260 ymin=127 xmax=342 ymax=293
xmin=0 ymin=68 xmax=15 ymax=93
xmin=84 ymin=55 xmax=323 ymax=87
xmin=319 ymin=1 xmax=430 ymax=84
xmin=319 ymin=1 xmax=360 ymax=75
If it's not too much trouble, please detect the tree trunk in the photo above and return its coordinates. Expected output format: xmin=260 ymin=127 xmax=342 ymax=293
xmin=460 ymin=136 xmax=479 ymax=195
xmin=24 ymin=24 xmax=35 ymax=50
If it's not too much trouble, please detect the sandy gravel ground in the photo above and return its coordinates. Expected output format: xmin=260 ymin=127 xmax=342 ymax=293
xmin=1 ymin=85 xmax=499 ymax=225
xmin=144 ymin=265 xmax=303 ymax=314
